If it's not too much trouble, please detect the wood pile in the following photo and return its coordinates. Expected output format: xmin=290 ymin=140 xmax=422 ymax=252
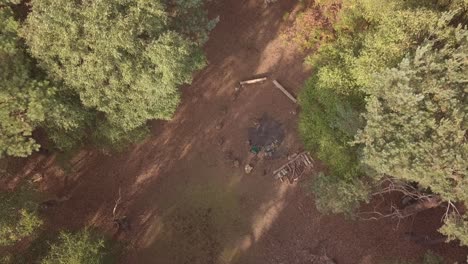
xmin=273 ymin=152 xmax=313 ymax=183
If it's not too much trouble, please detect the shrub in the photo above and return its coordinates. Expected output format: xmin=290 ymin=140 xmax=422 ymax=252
xmin=422 ymin=250 xmax=444 ymax=264
xmin=312 ymin=172 xmax=370 ymax=215
xmin=41 ymin=230 xmax=107 ymax=264
xmin=439 ymin=214 xmax=468 ymax=247
xmin=0 ymin=184 xmax=42 ymax=246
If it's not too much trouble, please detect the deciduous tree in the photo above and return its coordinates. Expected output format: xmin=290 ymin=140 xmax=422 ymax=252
xmin=0 ymin=5 xmax=90 ymax=157
xmin=22 ymin=0 xmax=210 ymax=146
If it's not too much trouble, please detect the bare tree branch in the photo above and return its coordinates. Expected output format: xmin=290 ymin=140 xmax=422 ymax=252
xmin=112 ymin=187 xmax=122 ymax=218
xmin=359 ymin=177 xmax=450 ymax=221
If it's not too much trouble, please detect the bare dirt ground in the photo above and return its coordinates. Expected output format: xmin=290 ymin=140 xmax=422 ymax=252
xmin=5 ymin=0 xmax=468 ymax=263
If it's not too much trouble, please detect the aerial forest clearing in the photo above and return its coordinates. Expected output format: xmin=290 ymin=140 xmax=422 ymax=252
xmin=0 ymin=0 xmax=467 ymax=263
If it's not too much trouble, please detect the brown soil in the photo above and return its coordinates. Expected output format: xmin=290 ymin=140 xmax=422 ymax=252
xmin=6 ymin=0 xmax=468 ymax=263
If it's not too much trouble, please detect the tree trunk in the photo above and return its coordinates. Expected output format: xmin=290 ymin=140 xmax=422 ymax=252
xmin=399 ymin=196 xmax=442 ymax=218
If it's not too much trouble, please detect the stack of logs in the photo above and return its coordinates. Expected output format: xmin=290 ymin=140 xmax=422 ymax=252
xmin=273 ymin=152 xmax=313 ymax=183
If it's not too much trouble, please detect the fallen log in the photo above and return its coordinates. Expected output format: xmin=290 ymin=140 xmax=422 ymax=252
xmin=239 ymin=77 xmax=267 ymax=86
xmin=398 ymin=196 xmax=442 ymax=218
xmin=272 ymin=80 xmax=297 ymax=103
xmin=404 ymin=232 xmax=447 ymax=245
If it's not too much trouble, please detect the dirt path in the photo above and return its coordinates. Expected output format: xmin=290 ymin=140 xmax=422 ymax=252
xmin=11 ymin=0 xmax=468 ymax=263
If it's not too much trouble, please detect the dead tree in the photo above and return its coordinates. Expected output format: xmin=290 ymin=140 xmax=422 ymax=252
xmin=359 ymin=177 xmax=455 ymax=221
xmin=112 ymin=188 xmax=130 ymax=233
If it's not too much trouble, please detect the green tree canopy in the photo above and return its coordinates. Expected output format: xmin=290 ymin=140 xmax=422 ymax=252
xmin=355 ymin=21 xmax=468 ymax=204
xmin=297 ymin=0 xmax=468 ymax=247
xmin=298 ymin=0 xmax=441 ymax=213
xmin=300 ymin=0 xmax=468 ymax=244
xmin=0 ymin=6 xmax=40 ymax=157
xmin=0 ymin=5 xmax=91 ymax=157
xmin=0 ymin=0 xmax=214 ymax=157
xmin=22 ymin=0 xmax=208 ymax=141
xmin=355 ymin=20 xmax=468 ymax=243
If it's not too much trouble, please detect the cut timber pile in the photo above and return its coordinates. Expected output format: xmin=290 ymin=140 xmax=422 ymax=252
xmin=273 ymin=152 xmax=313 ymax=183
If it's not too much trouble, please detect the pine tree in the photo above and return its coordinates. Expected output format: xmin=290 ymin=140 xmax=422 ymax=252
xmin=355 ymin=16 xmax=468 ymax=243
xmin=355 ymin=20 xmax=468 ymax=204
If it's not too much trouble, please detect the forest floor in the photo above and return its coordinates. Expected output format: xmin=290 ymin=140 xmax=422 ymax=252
xmin=5 ymin=0 xmax=468 ymax=263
